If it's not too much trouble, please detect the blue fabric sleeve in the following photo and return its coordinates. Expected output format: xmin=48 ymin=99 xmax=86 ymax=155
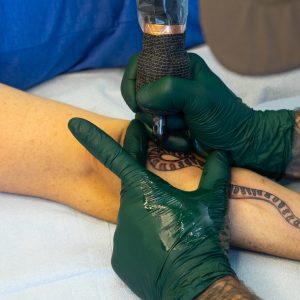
xmin=0 ymin=0 xmax=203 ymax=90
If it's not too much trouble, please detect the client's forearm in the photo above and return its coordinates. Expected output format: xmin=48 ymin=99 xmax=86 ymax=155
xmin=1 ymin=84 xmax=300 ymax=260
xmin=285 ymin=110 xmax=300 ymax=179
xmin=0 ymin=84 xmax=127 ymax=222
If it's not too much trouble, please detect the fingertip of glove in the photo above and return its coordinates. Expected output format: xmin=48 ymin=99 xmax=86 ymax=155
xmin=68 ymin=117 xmax=94 ymax=141
xmin=188 ymin=53 xmax=212 ymax=78
xmin=188 ymin=52 xmax=201 ymax=61
xmin=123 ymin=54 xmax=139 ymax=81
xmin=121 ymin=81 xmax=139 ymax=114
xmin=188 ymin=53 xmax=207 ymax=66
xmin=68 ymin=117 xmax=83 ymax=134
xmin=128 ymin=54 xmax=138 ymax=67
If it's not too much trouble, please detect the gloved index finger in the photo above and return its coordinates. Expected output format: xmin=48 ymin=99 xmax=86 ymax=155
xmin=121 ymin=54 xmax=139 ymax=113
xmin=188 ymin=52 xmax=212 ymax=80
xmin=68 ymin=118 xmax=144 ymax=183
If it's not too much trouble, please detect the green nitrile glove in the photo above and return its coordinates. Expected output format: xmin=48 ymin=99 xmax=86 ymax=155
xmin=121 ymin=53 xmax=296 ymax=179
xmin=68 ymin=118 xmax=235 ymax=300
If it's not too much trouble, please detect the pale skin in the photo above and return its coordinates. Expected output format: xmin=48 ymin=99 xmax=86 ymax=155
xmin=1 ymin=83 xmax=300 ymax=264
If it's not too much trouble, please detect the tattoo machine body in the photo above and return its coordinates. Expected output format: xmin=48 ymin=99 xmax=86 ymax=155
xmin=136 ymin=0 xmax=191 ymax=143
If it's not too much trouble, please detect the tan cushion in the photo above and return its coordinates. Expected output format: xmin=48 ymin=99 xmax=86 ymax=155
xmin=200 ymin=0 xmax=300 ymax=75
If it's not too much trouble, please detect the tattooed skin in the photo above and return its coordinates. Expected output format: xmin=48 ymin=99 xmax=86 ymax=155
xmin=148 ymin=145 xmax=300 ymax=229
xmin=148 ymin=144 xmax=205 ymax=171
xmin=230 ymin=184 xmax=300 ymax=229
xmin=197 ymin=276 xmax=260 ymax=300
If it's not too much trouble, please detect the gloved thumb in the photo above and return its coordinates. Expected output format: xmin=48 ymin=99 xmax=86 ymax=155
xmin=68 ymin=118 xmax=144 ymax=183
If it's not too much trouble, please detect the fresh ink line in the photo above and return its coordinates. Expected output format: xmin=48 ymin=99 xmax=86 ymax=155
xmin=148 ymin=145 xmax=205 ymax=171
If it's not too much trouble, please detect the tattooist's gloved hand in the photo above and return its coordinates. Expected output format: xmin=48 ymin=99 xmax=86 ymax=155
xmin=121 ymin=53 xmax=296 ymax=179
xmin=68 ymin=118 xmax=235 ymax=300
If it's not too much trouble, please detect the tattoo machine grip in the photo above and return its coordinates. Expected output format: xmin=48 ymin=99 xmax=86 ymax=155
xmin=136 ymin=33 xmax=191 ymax=142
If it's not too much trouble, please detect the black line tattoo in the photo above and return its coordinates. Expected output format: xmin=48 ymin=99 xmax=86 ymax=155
xmin=230 ymin=184 xmax=300 ymax=229
xmin=148 ymin=145 xmax=300 ymax=229
xmin=148 ymin=144 xmax=205 ymax=171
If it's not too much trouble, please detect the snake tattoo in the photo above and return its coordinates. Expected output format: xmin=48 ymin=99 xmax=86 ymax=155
xmin=148 ymin=144 xmax=300 ymax=229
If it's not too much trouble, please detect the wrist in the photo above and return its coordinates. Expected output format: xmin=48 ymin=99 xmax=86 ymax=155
xmin=235 ymin=109 xmax=295 ymax=179
xmin=262 ymin=109 xmax=295 ymax=179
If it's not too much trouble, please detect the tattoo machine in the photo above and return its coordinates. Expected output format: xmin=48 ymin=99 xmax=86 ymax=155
xmin=136 ymin=0 xmax=191 ymax=144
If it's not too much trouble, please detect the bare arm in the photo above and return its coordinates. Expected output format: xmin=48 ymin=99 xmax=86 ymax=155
xmin=1 ymin=83 xmax=300 ymax=260
xmin=0 ymin=83 xmax=127 ymax=222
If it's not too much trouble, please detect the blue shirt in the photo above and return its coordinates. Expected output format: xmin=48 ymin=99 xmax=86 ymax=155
xmin=0 ymin=0 xmax=203 ymax=89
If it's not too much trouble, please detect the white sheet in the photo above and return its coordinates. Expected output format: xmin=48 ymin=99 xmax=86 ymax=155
xmin=28 ymin=45 xmax=300 ymax=110
xmin=1 ymin=45 xmax=300 ymax=300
